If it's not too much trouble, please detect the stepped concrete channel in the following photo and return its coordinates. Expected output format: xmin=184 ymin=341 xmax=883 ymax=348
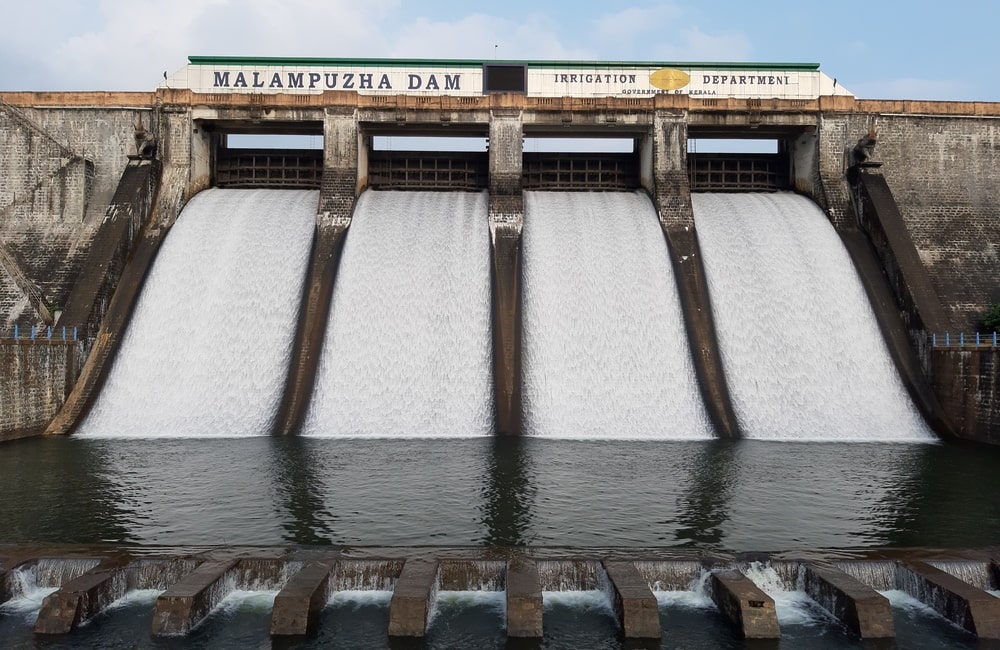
xmin=2 ymin=545 xmax=1000 ymax=643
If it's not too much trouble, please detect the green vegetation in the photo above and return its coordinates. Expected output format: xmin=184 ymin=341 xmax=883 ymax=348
xmin=982 ymin=303 xmax=1000 ymax=332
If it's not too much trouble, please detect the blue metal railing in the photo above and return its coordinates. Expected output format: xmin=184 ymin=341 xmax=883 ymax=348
xmin=932 ymin=332 xmax=1000 ymax=348
xmin=1 ymin=325 xmax=78 ymax=342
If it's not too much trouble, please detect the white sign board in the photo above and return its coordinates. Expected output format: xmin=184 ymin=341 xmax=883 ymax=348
xmin=160 ymin=60 xmax=851 ymax=100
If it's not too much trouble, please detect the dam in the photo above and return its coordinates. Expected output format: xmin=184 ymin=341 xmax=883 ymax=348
xmin=2 ymin=57 xmax=1000 ymax=645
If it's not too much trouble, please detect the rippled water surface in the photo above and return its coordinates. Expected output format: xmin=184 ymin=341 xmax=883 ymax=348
xmin=1 ymin=437 xmax=998 ymax=550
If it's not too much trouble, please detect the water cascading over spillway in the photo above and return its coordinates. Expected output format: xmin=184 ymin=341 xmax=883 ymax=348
xmin=521 ymin=191 xmax=712 ymax=439
xmin=78 ymin=189 xmax=317 ymax=437
xmin=692 ymin=192 xmax=933 ymax=441
xmin=302 ymin=190 xmax=493 ymax=437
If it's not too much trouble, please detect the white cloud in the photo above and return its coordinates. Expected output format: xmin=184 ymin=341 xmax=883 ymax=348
xmin=591 ymin=4 xmax=684 ymax=44
xmin=650 ymin=26 xmax=753 ymax=62
xmin=384 ymin=13 xmax=591 ymax=61
xmin=4 ymin=0 xmax=400 ymax=91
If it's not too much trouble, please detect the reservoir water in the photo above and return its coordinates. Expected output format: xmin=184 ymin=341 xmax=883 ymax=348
xmin=0 ymin=436 xmax=994 ymax=550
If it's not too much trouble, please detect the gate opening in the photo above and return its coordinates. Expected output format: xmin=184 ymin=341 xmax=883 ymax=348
xmin=687 ymin=138 xmax=787 ymax=192
xmin=522 ymin=137 xmax=639 ymax=190
xmin=368 ymin=135 xmax=489 ymax=190
xmin=212 ymin=130 xmax=324 ymax=189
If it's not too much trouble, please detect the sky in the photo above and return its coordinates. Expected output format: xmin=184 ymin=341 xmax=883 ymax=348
xmin=1 ymin=0 xmax=998 ymax=101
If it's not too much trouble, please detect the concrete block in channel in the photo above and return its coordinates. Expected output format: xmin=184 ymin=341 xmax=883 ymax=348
xmin=602 ymin=560 xmax=661 ymax=639
xmin=506 ymin=557 xmax=543 ymax=638
xmin=803 ymin=562 xmax=894 ymax=639
xmin=710 ymin=570 xmax=780 ymax=639
xmin=388 ymin=559 xmax=439 ymax=637
xmin=270 ymin=561 xmax=333 ymax=636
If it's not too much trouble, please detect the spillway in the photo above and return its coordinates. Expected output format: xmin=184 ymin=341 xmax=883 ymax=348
xmin=302 ymin=190 xmax=493 ymax=437
xmin=692 ymin=192 xmax=932 ymax=441
xmin=521 ymin=191 xmax=712 ymax=439
xmin=78 ymin=188 xmax=317 ymax=437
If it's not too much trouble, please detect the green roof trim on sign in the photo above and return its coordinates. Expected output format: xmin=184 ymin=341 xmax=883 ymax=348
xmin=187 ymin=56 xmax=821 ymax=72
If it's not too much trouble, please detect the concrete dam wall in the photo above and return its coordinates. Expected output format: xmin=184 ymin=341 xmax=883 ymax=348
xmin=1 ymin=87 xmax=1000 ymax=443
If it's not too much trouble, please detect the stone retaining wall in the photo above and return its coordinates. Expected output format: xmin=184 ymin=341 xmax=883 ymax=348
xmin=0 ymin=340 xmax=84 ymax=440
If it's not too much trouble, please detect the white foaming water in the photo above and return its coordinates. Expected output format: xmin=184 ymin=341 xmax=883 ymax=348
xmin=543 ymin=589 xmax=615 ymax=613
xmin=0 ymin=569 xmax=57 ymax=624
xmin=521 ymin=191 xmax=711 ymax=439
xmin=741 ymin=562 xmax=828 ymax=627
xmin=654 ymin=570 xmax=715 ymax=609
xmin=78 ymin=189 xmax=316 ymax=437
xmin=213 ymin=589 xmax=279 ymax=616
xmin=882 ymin=589 xmax=939 ymax=613
xmin=329 ymin=590 xmax=394 ymax=607
xmin=428 ymin=591 xmax=506 ymax=627
xmin=303 ymin=190 xmax=493 ymax=437
xmin=693 ymin=192 xmax=933 ymax=441
xmin=103 ymin=589 xmax=161 ymax=613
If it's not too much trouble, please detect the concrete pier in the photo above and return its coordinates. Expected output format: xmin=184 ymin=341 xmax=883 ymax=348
xmin=650 ymin=111 xmax=739 ymax=439
xmin=151 ymin=559 xmax=236 ymax=636
xmin=270 ymin=561 xmax=333 ymax=636
xmin=274 ymin=109 xmax=358 ymax=436
xmin=709 ymin=569 xmax=781 ymax=639
xmin=602 ymin=560 xmax=661 ymax=639
xmin=802 ymin=562 xmax=894 ymax=639
xmin=0 ymin=547 xmax=998 ymax=643
xmin=387 ymin=559 xmax=439 ymax=637
xmin=506 ymin=557 xmax=543 ymax=638
xmin=35 ymin=557 xmax=131 ymax=634
xmin=898 ymin=560 xmax=1000 ymax=638
xmin=488 ymin=108 xmax=524 ymax=435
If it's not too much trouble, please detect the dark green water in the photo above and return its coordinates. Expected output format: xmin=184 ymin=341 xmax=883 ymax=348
xmin=1 ymin=436 xmax=999 ymax=549
xmin=2 ymin=436 xmax=999 ymax=648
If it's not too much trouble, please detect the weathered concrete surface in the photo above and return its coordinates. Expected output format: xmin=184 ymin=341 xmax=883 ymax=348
xmin=0 ymin=99 xmax=153 ymax=332
xmin=710 ymin=570 xmax=781 ymax=639
xmin=35 ymin=556 xmax=131 ymax=634
xmin=651 ymin=111 xmax=739 ymax=439
xmin=60 ymin=157 xmax=161 ymax=341
xmin=489 ymin=215 xmax=523 ymax=436
xmin=489 ymin=109 xmax=524 ymax=435
xmin=270 ymin=561 xmax=333 ymax=636
xmin=854 ymin=172 xmax=949 ymax=370
xmin=151 ymin=559 xmax=238 ymax=636
xmin=803 ymin=562 xmax=894 ymax=639
xmin=932 ymin=347 xmax=1000 ymax=444
xmin=506 ymin=557 xmax=543 ymax=638
xmin=898 ymin=560 xmax=1000 ymax=638
xmin=602 ymin=561 xmax=661 ymax=639
xmin=273 ymin=220 xmax=347 ymax=436
xmin=819 ymin=111 xmax=1000 ymax=333
xmin=387 ymin=559 xmax=439 ymax=637
xmin=274 ymin=109 xmax=356 ymax=436
xmin=0 ymin=340 xmax=83 ymax=441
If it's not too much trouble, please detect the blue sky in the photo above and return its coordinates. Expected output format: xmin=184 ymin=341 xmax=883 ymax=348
xmin=1 ymin=0 xmax=998 ymax=101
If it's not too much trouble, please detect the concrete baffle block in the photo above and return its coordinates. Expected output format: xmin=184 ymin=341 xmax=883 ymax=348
xmin=0 ymin=568 xmax=14 ymax=606
xmin=35 ymin=561 xmax=130 ymax=634
xmin=151 ymin=559 xmax=236 ymax=636
xmin=270 ymin=561 xmax=333 ymax=636
xmin=388 ymin=559 xmax=439 ymax=637
xmin=602 ymin=561 xmax=661 ymax=639
xmin=710 ymin=570 xmax=781 ymax=639
xmin=803 ymin=563 xmax=894 ymax=639
xmin=506 ymin=557 xmax=543 ymax=638
xmin=898 ymin=561 xmax=1000 ymax=639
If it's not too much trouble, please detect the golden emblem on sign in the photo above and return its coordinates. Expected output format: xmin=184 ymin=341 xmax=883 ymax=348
xmin=649 ymin=68 xmax=691 ymax=91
